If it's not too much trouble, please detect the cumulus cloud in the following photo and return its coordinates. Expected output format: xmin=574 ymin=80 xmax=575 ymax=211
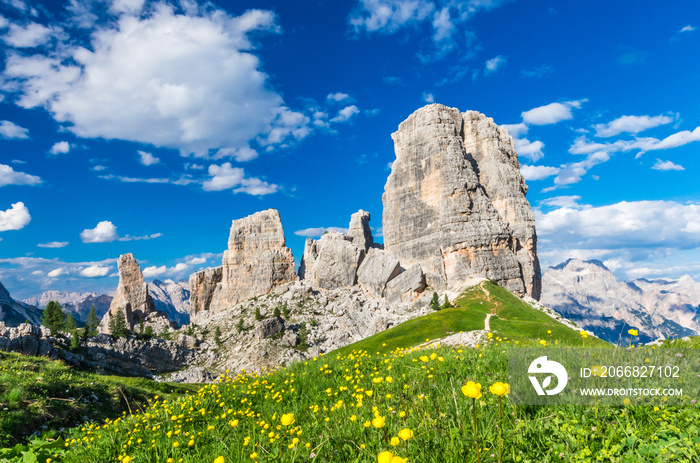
xmin=47 ymin=267 xmax=66 ymax=278
xmin=536 ymin=200 xmax=700 ymax=281
xmin=0 ymin=164 xmax=41 ymax=186
xmin=137 ymin=150 xmax=159 ymax=166
xmin=330 ymin=105 xmax=361 ymax=123
xmin=80 ymin=220 xmax=161 ymax=243
xmin=502 ymin=122 xmax=528 ymax=139
xmin=142 ymin=261 xmax=189 ymax=279
xmin=80 ymin=264 xmax=111 ymax=277
xmin=652 ymin=159 xmax=684 ymax=171
xmin=3 ymin=5 xmax=311 ymax=157
xmin=0 ymin=202 xmax=31 ymax=231
xmin=37 ymin=241 xmax=68 ymax=248
xmin=0 ymin=120 xmax=29 ymax=139
xmin=202 ymin=163 xmax=278 ymax=195
xmin=294 ymin=227 xmax=349 ymax=238
xmin=570 ymin=127 xmax=700 ymax=156
xmin=214 ymin=147 xmax=258 ymax=162
xmin=484 ymin=55 xmax=506 ymax=75
xmin=349 ymin=0 xmax=434 ymax=33
xmin=512 ymin=138 xmax=544 ymax=162
xmin=326 ymin=92 xmax=351 ymax=102
xmin=49 ymin=141 xmax=70 ymax=155
xmin=521 ymin=100 xmax=586 ymax=125
xmin=80 ymin=221 xmax=119 ymax=243
xmin=423 ymin=92 xmax=434 ymax=103
xmin=520 ymin=165 xmax=559 ymax=181
xmin=593 ymin=114 xmax=674 ymax=138
xmin=3 ymin=22 xmax=56 ymax=48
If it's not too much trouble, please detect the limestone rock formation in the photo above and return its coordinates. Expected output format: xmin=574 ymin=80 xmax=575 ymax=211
xmin=299 ymin=232 xmax=364 ymax=290
xmin=255 ymin=317 xmax=285 ymax=341
xmin=347 ymin=210 xmax=373 ymax=251
xmin=99 ymin=254 xmax=159 ymax=334
xmin=384 ymin=264 xmax=426 ymax=304
xmin=188 ymin=267 xmax=223 ymax=322
xmin=357 ymin=248 xmax=401 ymax=298
xmin=382 ymin=103 xmax=541 ymax=299
xmin=208 ymin=210 xmax=297 ymax=314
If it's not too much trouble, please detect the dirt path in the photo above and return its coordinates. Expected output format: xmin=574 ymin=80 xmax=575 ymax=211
xmin=484 ymin=313 xmax=492 ymax=331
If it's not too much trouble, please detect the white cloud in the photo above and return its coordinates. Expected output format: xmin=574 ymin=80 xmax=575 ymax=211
xmin=3 ymin=6 xmax=310 ymax=157
xmin=109 ymin=0 xmax=145 ymax=15
xmin=187 ymin=257 xmax=207 ymax=265
xmin=37 ymin=241 xmax=68 ymax=248
xmin=680 ymin=25 xmax=696 ymax=33
xmin=143 ymin=261 xmax=189 ymax=279
xmin=484 ymin=55 xmax=506 ymax=75
xmin=537 ymin=200 xmax=700 ymax=250
xmin=0 ymin=164 xmax=41 ymax=186
xmin=538 ymin=195 xmax=584 ymax=209
xmin=521 ymin=64 xmax=553 ymax=78
xmin=80 ymin=264 xmax=111 ymax=277
xmin=521 ymin=99 xmax=586 ymax=125
xmin=326 ymin=92 xmax=351 ymax=102
xmin=49 ymin=141 xmax=70 ymax=155
xmin=349 ymin=0 xmax=434 ymax=33
xmin=47 ymin=267 xmax=66 ymax=278
xmin=502 ymin=122 xmax=528 ymax=139
xmin=512 ymin=137 xmax=544 ymax=162
xmin=3 ymin=22 xmax=56 ymax=48
xmin=80 ymin=220 xmax=119 ymax=243
xmin=202 ymin=163 xmax=244 ymax=191
xmin=643 ymin=127 xmax=700 ymax=152
xmin=553 ymin=151 xmax=609 ymax=186
xmin=593 ymin=114 xmax=674 ymax=138
xmin=92 ymin=165 xmax=107 ymax=171
xmin=202 ymin=162 xmax=278 ymax=195
xmin=520 ymin=165 xmax=559 ymax=181
xmin=349 ymin=0 xmax=511 ymax=60
xmin=0 ymin=120 xmax=29 ymax=139
xmin=138 ymin=150 xmax=159 ymax=166
xmin=422 ymin=92 xmax=434 ymax=103
xmin=294 ymin=227 xmax=349 ymax=238
xmin=652 ymin=159 xmax=684 ymax=171
xmin=233 ymin=177 xmax=278 ymax=195
xmin=214 ymin=146 xmax=258 ymax=162
xmin=0 ymin=201 xmax=31 ymax=231
xmin=330 ymin=105 xmax=361 ymax=123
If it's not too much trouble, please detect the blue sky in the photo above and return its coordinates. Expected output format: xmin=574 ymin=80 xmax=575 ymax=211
xmin=0 ymin=0 xmax=699 ymax=300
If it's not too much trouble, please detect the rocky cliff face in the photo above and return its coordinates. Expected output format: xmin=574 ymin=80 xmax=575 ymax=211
xmin=541 ymin=259 xmax=700 ymax=343
xmin=189 ymin=267 xmax=223 ymax=322
xmin=383 ymin=104 xmax=541 ymax=298
xmin=199 ymin=210 xmax=297 ymax=317
xmin=99 ymin=254 xmax=172 ymax=334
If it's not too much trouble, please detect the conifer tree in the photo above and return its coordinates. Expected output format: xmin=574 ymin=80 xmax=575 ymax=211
xmin=109 ymin=310 xmax=129 ymax=338
xmin=64 ymin=313 xmax=78 ymax=332
xmin=429 ymin=292 xmax=440 ymax=311
xmin=42 ymin=301 xmax=66 ymax=334
xmin=85 ymin=305 xmax=100 ymax=337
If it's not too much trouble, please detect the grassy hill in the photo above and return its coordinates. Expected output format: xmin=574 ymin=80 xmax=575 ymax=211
xmin=336 ymin=280 xmax=608 ymax=356
xmin=0 ymin=351 xmax=199 ymax=448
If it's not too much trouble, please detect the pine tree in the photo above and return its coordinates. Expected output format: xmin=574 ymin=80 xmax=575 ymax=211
xmin=109 ymin=310 xmax=129 ymax=338
xmin=85 ymin=305 xmax=100 ymax=337
xmin=441 ymin=295 xmax=452 ymax=310
xmin=64 ymin=313 xmax=78 ymax=332
xmin=42 ymin=301 xmax=66 ymax=334
xmin=236 ymin=318 xmax=245 ymax=333
xmin=429 ymin=292 xmax=440 ymax=311
xmin=69 ymin=329 xmax=80 ymax=351
xmin=144 ymin=326 xmax=154 ymax=338
xmin=255 ymin=307 xmax=263 ymax=321
xmin=214 ymin=326 xmax=223 ymax=346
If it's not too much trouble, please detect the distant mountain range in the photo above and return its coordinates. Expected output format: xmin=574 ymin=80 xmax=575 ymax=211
xmin=19 ymin=279 xmax=191 ymax=326
xmin=0 ymin=281 xmax=42 ymax=326
xmin=541 ymin=259 xmax=700 ymax=344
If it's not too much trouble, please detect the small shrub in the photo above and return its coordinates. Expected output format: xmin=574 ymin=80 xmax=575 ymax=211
xmin=273 ymin=307 xmax=281 ymax=318
xmin=255 ymin=307 xmax=263 ymax=321
xmin=237 ymin=318 xmax=245 ymax=333
xmin=430 ymin=292 xmax=440 ymax=311
xmin=214 ymin=326 xmax=223 ymax=346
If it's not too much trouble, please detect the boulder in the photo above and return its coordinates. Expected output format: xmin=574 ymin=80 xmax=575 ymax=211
xmin=382 ymin=104 xmax=541 ymax=299
xmin=357 ymin=248 xmax=401 ymax=298
xmin=299 ymin=232 xmax=364 ymax=290
xmin=384 ymin=264 xmax=426 ymax=304
xmin=255 ymin=317 xmax=285 ymax=341
xmin=99 ymin=254 xmax=157 ymax=334
xmin=208 ymin=209 xmax=297 ymax=313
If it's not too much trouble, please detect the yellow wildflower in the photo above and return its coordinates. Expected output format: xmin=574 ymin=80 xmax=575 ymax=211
xmin=461 ymin=381 xmax=482 ymax=399
xmin=489 ymin=382 xmax=510 ymax=396
xmin=280 ymin=413 xmax=295 ymax=426
xmin=214 ymin=458 xmax=224 ymax=463
xmin=398 ymin=428 xmax=414 ymax=441
xmin=378 ymin=451 xmax=394 ymax=463
xmin=390 ymin=436 xmax=400 ymax=446
xmin=372 ymin=416 xmax=386 ymax=428
xmin=628 ymin=329 xmax=639 ymax=337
